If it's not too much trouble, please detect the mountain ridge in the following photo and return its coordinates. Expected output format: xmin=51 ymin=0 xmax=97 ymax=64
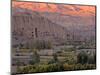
xmin=12 ymin=1 xmax=95 ymax=17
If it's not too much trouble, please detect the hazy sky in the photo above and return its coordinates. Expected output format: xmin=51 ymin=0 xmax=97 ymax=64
xmin=12 ymin=1 xmax=96 ymax=17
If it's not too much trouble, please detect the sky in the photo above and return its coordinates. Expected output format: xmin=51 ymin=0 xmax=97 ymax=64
xmin=12 ymin=1 xmax=96 ymax=17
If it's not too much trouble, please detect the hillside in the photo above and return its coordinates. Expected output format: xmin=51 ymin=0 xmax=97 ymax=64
xmin=12 ymin=2 xmax=96 ymax=47
xmin=12 ymin=7 xmax=67 ymax=46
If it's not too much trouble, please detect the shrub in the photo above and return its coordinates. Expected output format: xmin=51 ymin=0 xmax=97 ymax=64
xmin=17 ymin=63 xmax=96 ymax=74
xmin=63 ymin=63 xmax=73 ymax=70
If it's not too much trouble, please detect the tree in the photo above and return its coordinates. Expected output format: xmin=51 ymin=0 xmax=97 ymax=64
xmin=88 ymin=53 xmax=96 ymax=64
xmin=30 ymin=50 xmax=40 ymax=65
xmin=48 ymin=53 xmax=59 ymax=64
xmin=52 ymin=53 xmax=59 ymax=63
xmin=77 ymin=51 xmax=88 ymax=64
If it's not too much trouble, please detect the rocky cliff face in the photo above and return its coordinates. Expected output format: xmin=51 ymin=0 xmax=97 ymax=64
xmin=12 ymin=7 xmax=96 ymax=47
xmin=12 ymin=7 xmax=67 ymax=46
